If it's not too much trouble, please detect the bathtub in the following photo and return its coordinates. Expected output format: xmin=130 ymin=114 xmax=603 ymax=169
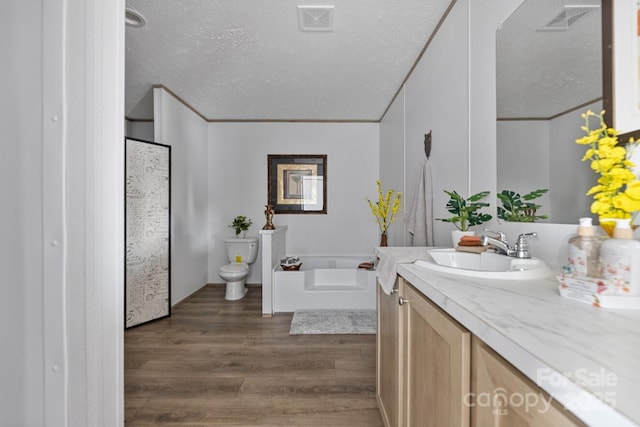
xmin=273 ymin=255 xmax=377 ymax=312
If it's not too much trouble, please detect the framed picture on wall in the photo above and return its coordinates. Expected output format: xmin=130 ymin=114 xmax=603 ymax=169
xmin=267 ymin=154 xmax=327 ymax=214
xmin=125 ymin=137 xmax=171 ymax=329
xmin=603 ymin=0 xmax=640 ymax=141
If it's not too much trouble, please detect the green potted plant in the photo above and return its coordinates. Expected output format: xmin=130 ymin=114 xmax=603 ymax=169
xmin=436 ymin=190 xmax=492 ymax=246
xmin=229 ymin=215 xmax=252 ymax=238
xmin=497 ymin=189 xmax=548 ymax=222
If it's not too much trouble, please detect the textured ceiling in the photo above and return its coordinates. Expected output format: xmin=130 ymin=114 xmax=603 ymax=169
xmin=125 ymin=0 xmax=602 ymax=122
xmin=125 ymin=0 xmax=453 ymax=121
xmin=497 ymin=0 xmax=601 ymax=119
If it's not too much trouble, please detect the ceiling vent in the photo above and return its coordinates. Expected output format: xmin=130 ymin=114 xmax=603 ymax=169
xmin=298 ymin=5 xmax=334 ymax=32
xmin=538 ymin=5 xmax=599 ymax=32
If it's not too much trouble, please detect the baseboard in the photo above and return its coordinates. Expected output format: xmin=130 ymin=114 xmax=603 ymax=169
xmin=206 ymin=283 xmax=263 ymax=287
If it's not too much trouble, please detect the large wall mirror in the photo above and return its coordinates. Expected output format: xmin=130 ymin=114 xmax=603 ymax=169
xmin=496 ymin=0 xmax=602 ymax=224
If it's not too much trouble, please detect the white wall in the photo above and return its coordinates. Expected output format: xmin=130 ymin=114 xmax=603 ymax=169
xmin=404 ymin=1 xmax=472 ymax=246
xmin=3 ymin=0 xmax=125 ymax=425
xmin=549 ymin=101 xmax=601 ymax=223
xmin=380 ymin=0 xmax=525 ymax=246
xmin=378 ymin=0 xmax=601 ymax=260
xmin=154 ymin=88 xmax=209 ymax=305
xmin=497 ymin=120 xmax=551 ymax=216
xmin=126 ymin=120 xmax=154 ymax=141
xmin=66 ymin=1 xmax=126 ymax=425
xmin=497 ymin=100 xmax=602 ymax=224
xmin=380 ymin=87 xmax=406 ymax=246
xmin=208 ymin=122 xmax=380 ymax=284
xmin=2 ymin=2 xmax=45 ymax=424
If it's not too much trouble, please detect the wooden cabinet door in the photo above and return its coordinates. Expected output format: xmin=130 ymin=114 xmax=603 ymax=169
xmin=402 ymin=282 xmax=470 ymax=427
xmin=376 ymin=279 xmax=402 ymax=427
xmin=471 ymin=337 xmax=584 ymax=427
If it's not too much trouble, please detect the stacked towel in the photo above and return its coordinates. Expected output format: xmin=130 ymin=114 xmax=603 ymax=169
xmin=455 ymin=235 xmax=488 ymax=254
xmin=457 ymin=235 xmax=482 ymax=246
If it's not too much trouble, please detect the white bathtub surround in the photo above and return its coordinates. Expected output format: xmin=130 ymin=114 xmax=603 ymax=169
xmin=289 ymin=310 xmax=376 ymax=335
xmin=273 ymin=256 xmax=377 ymax=313
xmin=397 ymin=260 xmax=640 ymax=427
xmin=259 ymin=226 xmax=288 ymax=316
xmin=261 ymin=226 xmax=378 ymax=314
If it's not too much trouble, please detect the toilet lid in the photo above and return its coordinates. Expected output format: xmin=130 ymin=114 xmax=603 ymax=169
xmin=220 ymin=263 xmax=249 ymax=273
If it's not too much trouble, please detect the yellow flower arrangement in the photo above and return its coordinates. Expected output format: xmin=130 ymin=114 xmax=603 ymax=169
xmin=366 ymin=180 xmax=402 ymax=233
xmin=576 ymin=110 xmax=640 ymax=221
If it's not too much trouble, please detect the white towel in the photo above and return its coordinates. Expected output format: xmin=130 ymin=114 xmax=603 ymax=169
xmin=376 ymin=248 xmax=430 ymax=295
xmin=406 ymin=158 xmax=434 ymax=246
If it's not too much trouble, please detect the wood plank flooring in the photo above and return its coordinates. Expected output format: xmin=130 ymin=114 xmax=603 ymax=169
xmin=125 ymin=284 xmax=384 ymax=426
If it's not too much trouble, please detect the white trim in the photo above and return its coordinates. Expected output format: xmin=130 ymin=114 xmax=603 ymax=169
xmin=73 ymin=0 xmax=125 ymax=424
xmin=612 ymin=0 xmax=640 ymax=134
xmin=42 ymin=0 xmax=68 ymax=425
xmin=89 ymin=0 xmax=126 ymax=424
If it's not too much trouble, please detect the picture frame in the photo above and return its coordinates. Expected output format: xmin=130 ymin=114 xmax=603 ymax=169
xmin=267 ymin=154 xmax=327 ymax=214
xmin=602 ymin=0 xmax=640 ymax=141
xmin=125 ymin=137 xmax=171 ymax=329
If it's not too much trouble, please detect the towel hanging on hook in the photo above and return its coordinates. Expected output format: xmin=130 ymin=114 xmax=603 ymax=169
xmin=407 ymin=130 xmax=434 ymax=246
xmin=424 ymin=131 xmax=432 ymax=159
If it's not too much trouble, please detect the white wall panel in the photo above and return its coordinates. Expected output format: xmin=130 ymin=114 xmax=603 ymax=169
xmin=208 ymin=122 xmax=380 ymax=284
xmin=154 ymin=88 xmax=209 ymax=305
xmin=380 ymin=87 xmax=406 ymax=246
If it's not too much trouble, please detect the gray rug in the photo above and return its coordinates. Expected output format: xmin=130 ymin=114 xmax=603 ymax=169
xmin=289 ymin=309 xmax=376 ymax=335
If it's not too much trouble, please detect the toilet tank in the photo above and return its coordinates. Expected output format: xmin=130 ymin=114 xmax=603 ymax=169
xmin=224 ymin=238 xmax=259 ymax=264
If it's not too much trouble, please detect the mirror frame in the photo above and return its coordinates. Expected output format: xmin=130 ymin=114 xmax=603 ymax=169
xmin=602 ymin=0 xmax=640 ymax=142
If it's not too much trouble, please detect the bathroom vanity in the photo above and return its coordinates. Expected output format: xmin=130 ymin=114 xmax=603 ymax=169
xmin=376 ymin=254 xmax=640 ymax=427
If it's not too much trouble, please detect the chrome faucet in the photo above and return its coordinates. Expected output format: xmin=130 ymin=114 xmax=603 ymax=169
xmin=481 ymin=229 xmax=516 ymax=257
xmin=480 ymin=229 xmax=537 ymax=259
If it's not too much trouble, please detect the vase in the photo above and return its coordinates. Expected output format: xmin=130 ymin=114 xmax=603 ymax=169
xmin=380 ymin=232 xmax=388 ymax=247
xmin=262 ymin=204 xmax=276 ymax=230
xmin=451 ymin=230 xmax=475 ymax=247
xmin=236 ymin=230 xmax=247 ymax=239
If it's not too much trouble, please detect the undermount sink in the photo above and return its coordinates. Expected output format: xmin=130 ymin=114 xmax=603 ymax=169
xmin=414 ymin=248 xmax=554 ymax=280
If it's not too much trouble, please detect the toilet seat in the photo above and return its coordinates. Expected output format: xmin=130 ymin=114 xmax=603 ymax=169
xmin=220 ymin=263 xmax=249 ymax=274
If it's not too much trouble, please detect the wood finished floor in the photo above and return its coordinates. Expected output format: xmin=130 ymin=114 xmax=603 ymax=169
xmin=125 ymin=284 xmax=384 ymax=427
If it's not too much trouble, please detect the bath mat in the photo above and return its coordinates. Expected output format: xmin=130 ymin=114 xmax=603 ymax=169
xmin=289 ymin=310 xmax=376 ymax=335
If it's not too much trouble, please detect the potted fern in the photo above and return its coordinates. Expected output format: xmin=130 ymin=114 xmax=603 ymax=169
xmin=436 ymin=190 xmax=492 ymax=246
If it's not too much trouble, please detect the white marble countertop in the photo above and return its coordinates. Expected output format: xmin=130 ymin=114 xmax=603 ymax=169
xmin=396 ymin=260 xmax=640 ymax=426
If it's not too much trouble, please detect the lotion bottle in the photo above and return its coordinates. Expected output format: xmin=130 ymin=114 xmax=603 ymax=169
xmin=568 ymin=217 xmax=603 ymax=278
xmin=599 ymin=219 xmax=640 ymax=296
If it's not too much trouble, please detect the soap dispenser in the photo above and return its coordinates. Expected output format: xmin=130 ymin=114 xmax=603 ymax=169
xmin=568 ymin=217 xmax=603 ymax=278
xmin=599 ymin=219 xmax=640 ymax=296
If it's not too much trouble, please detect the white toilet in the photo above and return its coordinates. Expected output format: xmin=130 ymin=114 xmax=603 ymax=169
xmin=218 ymin=238 xmax=259 ymax=300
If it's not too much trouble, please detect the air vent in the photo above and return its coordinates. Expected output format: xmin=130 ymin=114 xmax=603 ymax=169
xmin=298 ymin=5 xmax=334 ymax=32
xmin=538 ymin=5 xmax=598 ymax=32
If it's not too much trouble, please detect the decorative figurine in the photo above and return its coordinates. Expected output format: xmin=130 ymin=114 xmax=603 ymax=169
xmin=262 ymin=204 xmax=276 ymax=230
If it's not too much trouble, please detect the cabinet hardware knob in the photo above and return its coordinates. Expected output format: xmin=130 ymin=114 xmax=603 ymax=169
xmin=398 ymin=297 xmax=408 ymax=306
xmin=391 ymin=288 xmax=398 ymax=294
